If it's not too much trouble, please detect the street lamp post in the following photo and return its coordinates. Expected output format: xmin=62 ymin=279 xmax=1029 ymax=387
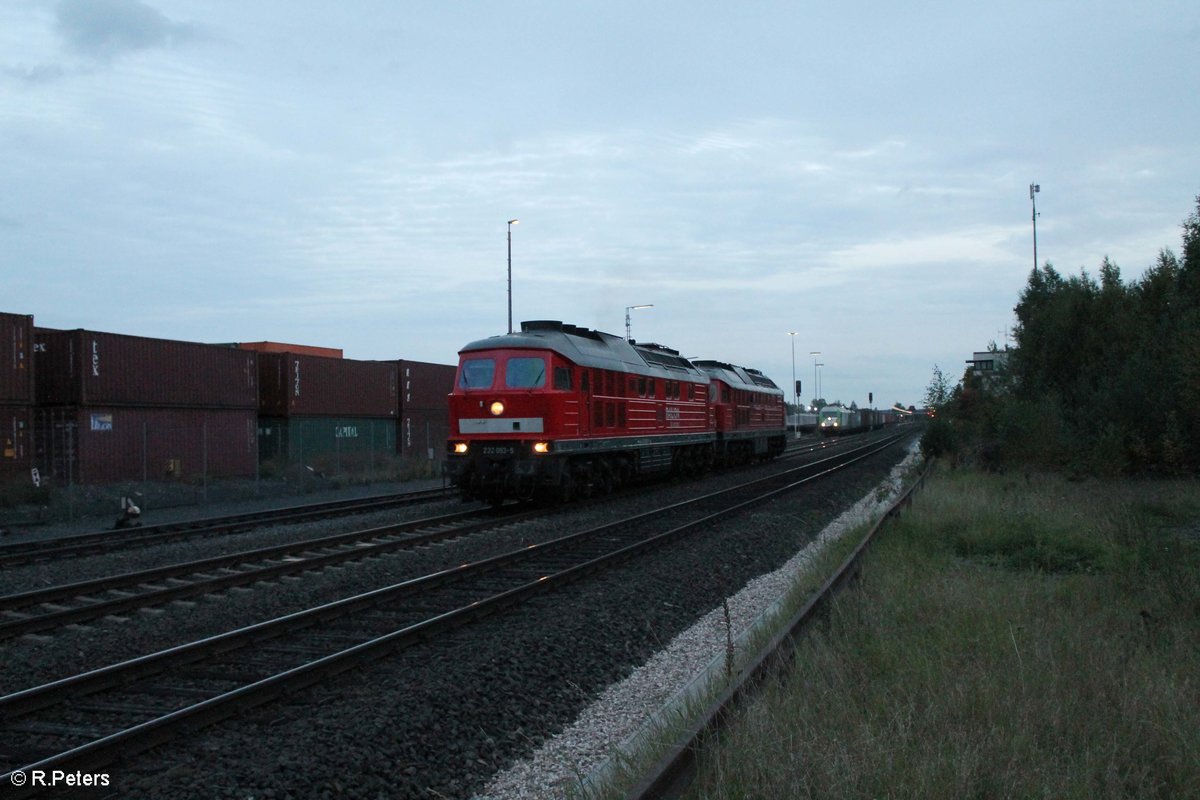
xmin=625 ymin=304 xmax=653 ymax=340
xmin=507 ymin=219 xmax=519 ymax=333
xmin=1029 ymin=183 xmax=1040 ymax=271
xmin=788 ymin=332 xmax=798 ymax=423
xmin=809 ymin=351 xmax=820 ymax=408
xmin=815 ymin=363 xmax=824 ymax=403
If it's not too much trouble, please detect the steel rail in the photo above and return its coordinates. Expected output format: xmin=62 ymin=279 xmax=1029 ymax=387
xmin=0 ymin=505 xmax=550 ymax=639
xmin=0 ymin=487 xmax=455 ymax=567
xmin=0 ymin=441 xmax=842 ymax=637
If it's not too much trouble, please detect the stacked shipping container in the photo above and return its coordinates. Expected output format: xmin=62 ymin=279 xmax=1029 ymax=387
xmin=33 ymin=329 xmax=259 ymax=484
xmin=0 ymin=312 xmax=34 ymax=487
xmin=3 ymin=309 xmax=457 ymax=487
xmin=397 ymin=359 xmax=455 ymax=467
xmin=256 ymin=351 xmax=398 ymax=471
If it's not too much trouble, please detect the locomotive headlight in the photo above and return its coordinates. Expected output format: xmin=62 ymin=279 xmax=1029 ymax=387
xmin=453 ymin=442 xmax=469 ymax=454
xmin=532 ymin=442 xmax=550 ymax=454
xmin=490 ymin=401 xmax=505 ymax=416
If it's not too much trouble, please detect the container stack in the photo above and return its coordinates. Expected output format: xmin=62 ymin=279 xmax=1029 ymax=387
xmin=397 ymin=359 xmax=456 ymax=467
xmin=254 ymin=350 xmax=398 ymax=473
xmin=0 ymin=312 xmax=35 ymax=489
xmin=32 ymin=329 xmax=260 ymax=484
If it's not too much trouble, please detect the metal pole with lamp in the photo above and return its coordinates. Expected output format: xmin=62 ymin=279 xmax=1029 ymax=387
xmin=788 ymin=332 xmax=798 ymax=433
xmin=1029 ymin=183 xmax=1040 ymax=271
xmin=809 ymin=351 xmax=821 ymax=408
xmin=507 ymin=218 xmax=519 ymax=333
xmin=625 ymin=304 xmax=653 ymax=340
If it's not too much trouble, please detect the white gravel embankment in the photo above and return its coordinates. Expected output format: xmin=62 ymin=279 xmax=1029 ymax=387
xmin=476 ymin=440 xmax=924 ymax=800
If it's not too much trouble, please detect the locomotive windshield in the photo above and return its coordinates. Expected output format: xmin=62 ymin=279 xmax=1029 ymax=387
xmin=505 ymin=357 xmax=546 ymax=389
xmin=459 ymin=358 xmax=496 ymax=389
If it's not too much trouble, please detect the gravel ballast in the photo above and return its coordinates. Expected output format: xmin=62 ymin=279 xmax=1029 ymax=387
xmin=8 ymin=435 xmax=920 ymax=799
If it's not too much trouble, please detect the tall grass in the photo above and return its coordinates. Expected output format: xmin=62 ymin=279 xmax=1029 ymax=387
xmin=686 ymin=469 xmax=1200 ymax=799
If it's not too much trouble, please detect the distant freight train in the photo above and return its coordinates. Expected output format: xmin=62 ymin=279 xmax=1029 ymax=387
xmin=817 ymin=404 xmax=896 ymax=436
xmin=445 ymin=320 xmax=787 ymax=504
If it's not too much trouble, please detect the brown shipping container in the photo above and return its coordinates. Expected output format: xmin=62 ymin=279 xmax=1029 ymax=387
xmin=238 ymin=341 xmax=344 ymax=359
xmin=397 ymin=359 xmax=456 ymax=412
xmin=34 ymin=407 xmax=257 ymax=485
xmin=34 ymin=329 xmax=258 ymax=409
xmin=1 ymin=312 xmax=35 ymax=403
xmin=258 ymin=352 xmax=397 ymax=418
xmin=399 ymin=408 xmax=450 ymax=465
xmin=1 ymin=403 xmax=33 ymax=483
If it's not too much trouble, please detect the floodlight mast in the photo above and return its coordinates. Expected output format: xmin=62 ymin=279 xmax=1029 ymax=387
xmin=625 ymin=304 xmax=653 ymax=340
xmin=1030 ymin=183 xmax=1040 ymax=271
xmin=507 ymin=219 xmax=519 ymax=333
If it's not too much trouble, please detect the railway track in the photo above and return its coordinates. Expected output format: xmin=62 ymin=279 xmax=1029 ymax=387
xmin=0 ymin=433 xmax=905 ymax=795
xmin=0 ymin=504 xmax=547 ymax=640
xmin=0 ymin=437 xmax=847 ymax=640
xmin=0 ymin=486 xmax=456 ymax=567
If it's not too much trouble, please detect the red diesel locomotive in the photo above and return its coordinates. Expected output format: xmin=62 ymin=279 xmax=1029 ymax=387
xmin=446 ymin=320 xmax=786 ymax=504
xmin=694 ymin=360 xmax=788 ymax=463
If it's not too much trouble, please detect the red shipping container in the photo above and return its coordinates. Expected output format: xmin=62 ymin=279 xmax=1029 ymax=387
xmin=34 ymin=406 xmax=258 ymax=485
xmin=34 ymin=329 xmax=258 ymax=409
xmin=397 ymin=359 xmax=456 ymax=413
xmin=237 ymin=341 xmax=344 ymax=359
xmin=0 ymin=403 xmax=33 ymax=483
xmin=399 ymin=407 xmax=450 ymax=464
xmin=258 ymin=352 xmax=397 ymax=418
xmin=0 ymin=312 xmax=34 ymax=403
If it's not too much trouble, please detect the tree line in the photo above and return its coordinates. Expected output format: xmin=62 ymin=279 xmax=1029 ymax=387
xmin=923 ymin=193 xmax=1200 ymax=475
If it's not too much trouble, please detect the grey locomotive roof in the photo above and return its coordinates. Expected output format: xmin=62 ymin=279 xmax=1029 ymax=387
xmin=693 ymin=360 xmax=784 ymax=396
xmin=458 ymin=320 xmax=710 ymax=382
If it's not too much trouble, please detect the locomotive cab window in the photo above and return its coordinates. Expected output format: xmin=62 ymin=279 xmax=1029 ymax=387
xmin=553 ymin=366 xmax=572 ymax=390
xmin=459 ymin=359 xmax=495 ymax=389
xmin=505 ymin=357 xmax=546 ymax=388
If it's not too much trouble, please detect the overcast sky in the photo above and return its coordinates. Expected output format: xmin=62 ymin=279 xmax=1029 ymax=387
xmin=3 ymin=1 xmax=1197 ymax=409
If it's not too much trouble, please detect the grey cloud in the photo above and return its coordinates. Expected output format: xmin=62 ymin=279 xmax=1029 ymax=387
xmin=2 ymin=64 xmax=67 ymax=84
xmin=55 ymin=0 xmax=199 ymax=60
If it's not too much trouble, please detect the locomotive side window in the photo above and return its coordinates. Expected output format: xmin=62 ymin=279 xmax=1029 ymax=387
xmin=459 ymin=359 xmax=496 ymax=389
xmin=553 ymin=366 xmax=572 ymax=390
xmin=506 ymin=357 xmax=546 ymax=388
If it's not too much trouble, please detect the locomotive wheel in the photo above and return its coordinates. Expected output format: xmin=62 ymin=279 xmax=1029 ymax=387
xmin=557 ymin=472 xmax=575 ymax=503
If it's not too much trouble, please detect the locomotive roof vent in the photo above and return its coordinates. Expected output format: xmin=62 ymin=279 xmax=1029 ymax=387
xmin=520 ymin=320 xmax=606 ymax=342
xmin=521 ymin=320 xmax=564 ymax=332
xmin=636 ymin=342 xmax=682 ymax=356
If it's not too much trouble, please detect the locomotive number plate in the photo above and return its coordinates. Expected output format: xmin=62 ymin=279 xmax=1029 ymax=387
xmin=482 ymin=445 xmax=515 ymax=456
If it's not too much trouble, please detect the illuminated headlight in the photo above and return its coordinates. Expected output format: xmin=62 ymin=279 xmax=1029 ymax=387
xmin=490 ymin=401 xmax=505 ymax=416
xmin=532 ymin=442 xmax=550 ymax=454
xmin=453 ymin=442 xmax=469 ymax=454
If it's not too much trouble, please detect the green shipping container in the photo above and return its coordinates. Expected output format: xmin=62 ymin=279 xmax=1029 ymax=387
xmin=258 ymin=416 xmax=397 ymax=474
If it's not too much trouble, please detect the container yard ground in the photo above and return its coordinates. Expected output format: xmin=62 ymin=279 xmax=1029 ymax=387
xmin=0 ymin=472 xmax=450 ymax=543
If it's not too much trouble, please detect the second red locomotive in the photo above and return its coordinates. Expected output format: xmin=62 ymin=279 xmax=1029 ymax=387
xmin=445 ymin=320 xmax=785 ymax=504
